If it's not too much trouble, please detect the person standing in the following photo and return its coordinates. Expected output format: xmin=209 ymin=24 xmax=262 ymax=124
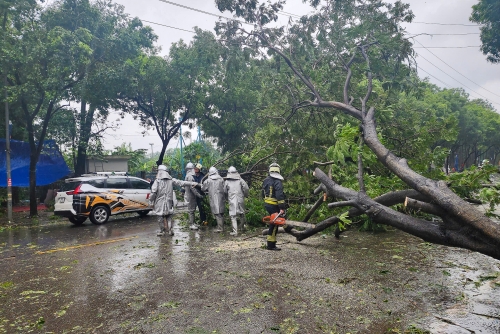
xmin=224 ymin=166 xmax=249 ymax=236
xmin=193 ymin=163 xmax=208 ymax=226
xmin=262 ymin=163 xmax=286 ymax=250
xmin=150 ymin=165 xmax=199 ymax=236
xmin=184 ymin=162 xmax=201 ymax=230
xmin=201 ymin=167 xmax=226 ymax=232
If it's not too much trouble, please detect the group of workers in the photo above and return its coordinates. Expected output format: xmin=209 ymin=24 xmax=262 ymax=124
xmin=149 ymin=162 xmax=286 ymax=251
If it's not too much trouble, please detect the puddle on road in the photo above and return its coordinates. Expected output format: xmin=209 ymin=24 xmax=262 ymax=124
xmin=104 ymin=219 xmax=198 ymax=291
xmin=168 ymin=223 xmax=190 ymax=278
xmin=426 ymin=249 xmax=500 ymax=333
xmin=1 ymin=216 xmax=500 ymax=333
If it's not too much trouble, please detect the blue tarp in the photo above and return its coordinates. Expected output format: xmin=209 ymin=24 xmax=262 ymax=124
xmin=0 ymin=139 xmax=71 ymax=187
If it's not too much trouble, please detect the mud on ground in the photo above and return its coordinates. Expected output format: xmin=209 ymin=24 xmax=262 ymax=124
xmin=0 ymin=212 xmax=499 ymax=333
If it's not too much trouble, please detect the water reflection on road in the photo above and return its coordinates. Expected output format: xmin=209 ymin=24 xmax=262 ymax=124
xmin=427 ymin=249 xmax=500 ymax=333
xmin=1 ymin=215 xmax=499 ymax=333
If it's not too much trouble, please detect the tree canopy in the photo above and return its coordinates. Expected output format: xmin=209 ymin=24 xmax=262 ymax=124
xmin=470 ymin=0 xmax=500 ymax=63
xmin=211 ymin=0 xmax=500 ymax=259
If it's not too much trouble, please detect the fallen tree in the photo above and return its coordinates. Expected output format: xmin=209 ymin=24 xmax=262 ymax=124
xmin=215 ymin=0 xmax=500 ymax=260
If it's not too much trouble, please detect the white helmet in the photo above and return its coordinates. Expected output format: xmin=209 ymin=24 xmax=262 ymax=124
xmin=226 ymin=166 xmax=240 ymax=179
xmin=195 ymin=163 xmax=202 ymax=170
xmin=208 ymin=166 xmax=218 ymax=175
xmin=269 ymin=163 xmax=283 ymax=180
xmin=186 ymin=162 xmax=194 ymax=169
xmin=156 ymin=164 xmax=171 ymax=179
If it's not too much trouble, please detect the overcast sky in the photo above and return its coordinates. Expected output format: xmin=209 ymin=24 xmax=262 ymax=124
xmin=99 ymin=0 xmax=500 ymax=152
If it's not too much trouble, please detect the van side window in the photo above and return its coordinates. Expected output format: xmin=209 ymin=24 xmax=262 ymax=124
xmin=87 ymin=179 xmax=105 ymax=188
xmin=106 ymin=178 xmax=130 ymax=189
xmin=130 ymin=179 xmax=150 ymax=190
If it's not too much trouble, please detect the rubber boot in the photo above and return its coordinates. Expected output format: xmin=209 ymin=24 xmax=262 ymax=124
xmin=188 ymin=211 xmax=198 ymax=230
xmin=267 ymin=241 xmax=281 ymax=251
xmin=157 ymin=216 xmax=166 ymax=236
xmin=215 ymin=214 xmax=224 ymax=232
xmin=239 ymin=215 xmax=247 ymax=232
xmin=230 ymin=216 xmax=238 ymax=236
xmin=167 ymin=216 xmax=174 ymax=236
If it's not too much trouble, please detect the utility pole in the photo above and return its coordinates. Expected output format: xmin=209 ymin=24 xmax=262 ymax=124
xmin=149 ymin=143 xmax=154 ymax=159
xmin=4 ymin=75 xmax=12 ymax=222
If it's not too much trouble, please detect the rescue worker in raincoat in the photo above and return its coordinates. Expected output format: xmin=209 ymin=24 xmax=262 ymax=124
xmin=201 ymin=166 xmax=225 ymax=232
xmin=149 ymin=165 xmax=199 ymax=236
xmin=193 ymin=163 xmax=208 ymax=226
xmin=184 ymin=162 xmax=204 ymax=230
xmin=262 ymin=163 xmax=286 ymax=250
xmin=224 ymin=166 xmax=249 ymax=236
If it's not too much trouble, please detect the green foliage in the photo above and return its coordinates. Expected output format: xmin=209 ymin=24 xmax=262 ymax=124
xmin=162 ymin=141 xmax=221 ymax=174
xmin=470 ymin=0 xmax=500 ymax=63
xmin=447 ymin=165 xmax=495 ymax=198
xmin=244 ymin=188 xmax=267 ymax=226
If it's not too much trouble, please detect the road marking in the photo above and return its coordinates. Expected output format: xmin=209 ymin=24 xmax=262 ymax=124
xmin=34 ymin=236 xmax=138 ymax=255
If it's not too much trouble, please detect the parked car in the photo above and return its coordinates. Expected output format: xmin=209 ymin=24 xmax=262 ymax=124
xmin=54 ymin=174 xmax=152 ymax=225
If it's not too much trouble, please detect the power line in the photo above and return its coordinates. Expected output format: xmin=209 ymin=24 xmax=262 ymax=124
xmin=158 ymin=0 xmax=228 ymax=19
xmin=414 ymin=46 xmax=481 ymax=49
xmin=157 ymin=0 xmax=252 ymax=26
xmin=278 ymin=10 xmax=301 ymax=19
xmin=416 ymin=53 xmax=500 ymax=104
xmin=141 ymin=19 xmax=195 ymax=33
xmin=417 ymin=66 xmax=452 ymax=88
xmin=412 ymin=21 xmax=481 ymax=27
xmin=141 ymin=4 xmax=498 ymax=106
xmin=418 ymin=66 xmax=500 ymax=108
xmin=156 ymin=2 xmax=481 ymax=29
xmin=158 ymin=1 xmax=305 ymax=24
xmin=414 ymin=39 xmax=500 ymax=99
xmin=407 ymin=32 xmax=480 ymax=36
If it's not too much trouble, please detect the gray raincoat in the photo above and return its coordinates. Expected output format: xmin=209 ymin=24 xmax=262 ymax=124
xmin=150 ymin=170 xmax=196 ymax=216
xmin=224 ymin=177 xmax=249 ymax=216
xmin=202 ymin=173 xmax=225 ymax=215
xmin=184 ymin=170 xmax=198 ymax=211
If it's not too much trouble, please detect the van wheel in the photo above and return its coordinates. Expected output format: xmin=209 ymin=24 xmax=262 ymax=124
xmin=69 ymin=216 xmax=87 ymax=225
xmin=89 ymin=205 xmax=110 ymax=225
xmin=137 ymin=210 xmax=151 ymax=217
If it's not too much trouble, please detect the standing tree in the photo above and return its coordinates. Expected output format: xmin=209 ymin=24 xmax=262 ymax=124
xmin=42 ymin=0 xmax=157 ymax=176
xmin=120 ymin=29 xmax=221 ymax=166
xmin=470 ymin=0 xmax=500 ymax=63
xmin=215 ymin=0 xmax=500 ymax=259
xmin=3 ymin=2 xmax=93 ymax=216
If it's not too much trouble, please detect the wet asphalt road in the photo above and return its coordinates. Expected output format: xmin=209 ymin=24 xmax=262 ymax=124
xmin=1 ymin=213 xmax=500 ymax=333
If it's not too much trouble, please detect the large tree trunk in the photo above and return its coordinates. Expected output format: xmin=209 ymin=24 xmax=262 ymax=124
xmin=212 ymin=7 xmax=500 ymax=260
xmin=25 ymin=100 xmax=54 ymax=217
xmin=272 ymin=52 xmax=500 ymax=259
xmin=360 ymin=109 xmax=500 ymax=244
xmin=284 ymin=109 xmax=500 ymax=260
xmin=156 ymin=140 xmax=168 ymax=167
xmin=75 ymin=101 xmax=95 ymax=176
xmin=28 ymin=156 xmax=37 ymax=216
xmin=310 ymin=168 xmax=500 ymax=260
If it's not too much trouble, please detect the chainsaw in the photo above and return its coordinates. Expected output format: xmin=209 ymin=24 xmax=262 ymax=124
xmin=262 ymin=212 xmax=286 ymax=225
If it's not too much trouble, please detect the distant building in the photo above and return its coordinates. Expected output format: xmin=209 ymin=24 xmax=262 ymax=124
xmin=86 ymin=155 xmax=131 ymax=174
